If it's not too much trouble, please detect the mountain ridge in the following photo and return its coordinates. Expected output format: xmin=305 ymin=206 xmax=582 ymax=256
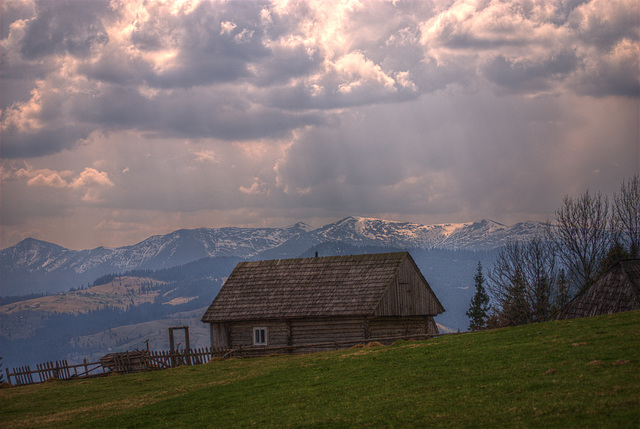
xmin=1 ymin=216 xmax=547 ymax=296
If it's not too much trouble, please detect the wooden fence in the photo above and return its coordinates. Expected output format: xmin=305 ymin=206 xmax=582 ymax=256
xmin=6 ymin=359 xmax=108 ymax=386
xmin=148 ymin=347 xmax=236 ymax=369
xmin=5 ymin=347 xmax=233 ymax=387
xmin=5 ymin=334 xmax=442 ymax=387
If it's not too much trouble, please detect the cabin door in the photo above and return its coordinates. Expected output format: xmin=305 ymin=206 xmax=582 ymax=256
xmin=210 ymin=323 xmax=230 ymax=349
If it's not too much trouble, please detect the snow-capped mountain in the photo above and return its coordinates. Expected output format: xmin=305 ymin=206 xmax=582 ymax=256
xmin=0 ymin=217 xmax=547 ymax=296
xmin=1 ymin=223 xmax=312 ymax=296
xmin=310 ymin=216 xmax=545 ymax=250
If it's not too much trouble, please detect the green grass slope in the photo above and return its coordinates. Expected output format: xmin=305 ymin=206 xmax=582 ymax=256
xmin=2 ymin=311 xmax=638 ymax=428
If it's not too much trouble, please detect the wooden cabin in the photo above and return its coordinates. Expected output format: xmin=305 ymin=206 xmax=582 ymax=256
xmin=555 ymin=259 xmax=640 ymax=320
xmin=201 ymin=252 xmax=444 ymax=353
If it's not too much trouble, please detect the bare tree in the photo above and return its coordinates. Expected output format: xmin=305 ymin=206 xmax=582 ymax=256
xmin=487 ymin=237 xmax=559 ymax=326
xmin=551 ymin=190 xmax=611 ymax=292
xmin=489 ymin=177 xmax=636 ymax=327
xmin=612 ymin=174 xmax=640 ymax=258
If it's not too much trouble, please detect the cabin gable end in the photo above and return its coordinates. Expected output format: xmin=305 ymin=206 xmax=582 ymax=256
xmin=374 ymin=256 xmax=444 ymax=317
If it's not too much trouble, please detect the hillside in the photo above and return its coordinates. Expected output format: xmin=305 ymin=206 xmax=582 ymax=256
xmin=0 ymin=277 xmax=166 ymax=316
xmin=0 ymin=257 xmax=238 ymax=369
xmin=1 ymin=311 xmax=638 ymax=428
xmin=0 ymin=277 xmax=169 ymax=343
xmin=67 ymin=307 xmax=211 ymax=363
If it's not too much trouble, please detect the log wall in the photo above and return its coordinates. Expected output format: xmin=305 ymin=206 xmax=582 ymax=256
xmin=215 ymin=315 xmax=439 ymax=354
xmin=227 ymin=320 xmax=289 ymax=349
xmin=219 ymin=317 xmax=368 ymax=352
xmin=369 ymin=316 xmax=438 ymax=338
xmin=290 ymin=317 xmax=365 ymax=352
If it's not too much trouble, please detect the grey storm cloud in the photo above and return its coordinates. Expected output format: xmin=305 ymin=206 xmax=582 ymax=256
xmin=19 ymin=0 xmax=111 ymax=59
xmin=0 ymin=0 xmax=638 ymax=249
xmin=68 ymin=84 xmax=326 ymax=141
xmin=481 ymin=51 xmax=579 ymax=93
xmin=2 ymin=0 xmax=638 ymax=158
xmin=0 ymin=124 xmax=92 ymax=158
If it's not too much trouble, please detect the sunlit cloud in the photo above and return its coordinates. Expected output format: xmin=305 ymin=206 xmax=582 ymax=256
xmin=2 ymin=163 xmax=113 ymax=202
xmin=193 ymin=149 xmax=219 ymax=163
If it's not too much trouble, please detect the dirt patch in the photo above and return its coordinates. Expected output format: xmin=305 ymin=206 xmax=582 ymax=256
xmin=587 ymin=360 xmax=604 ymax=366
xmin=611 ymin=359 xmax=630 ymax=366
xmin=392 ymin=339 xmax=417 ymax=346
xmin=343 ymin=345 xmax=389 ymax=358
xmin=15 ymin=391 xmax=170 ymax=428
xmin=571 ymin=342 xmax=587 ymax=347
xmin=543 ymin=368 xmax=556 ymax=375
xmin=396 ymin=343 xmax=426 ymax=349
xmin=351 ymin=342 xmax=384 ymax=349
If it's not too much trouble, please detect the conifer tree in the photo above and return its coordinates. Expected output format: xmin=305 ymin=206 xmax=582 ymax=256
xmin=552 ymin=269 xmax=571 ymax=313
xmin=466 ymin=261 xmax=490 ymax=331
xmin=500 ymin=269 xmax=532 ymax=326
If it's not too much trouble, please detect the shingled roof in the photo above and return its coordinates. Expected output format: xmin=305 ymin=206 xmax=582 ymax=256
xmin=202 ymin=252 xmax=444 ymax=322
xmin=555 ymin=259 xmax=640 ymax=320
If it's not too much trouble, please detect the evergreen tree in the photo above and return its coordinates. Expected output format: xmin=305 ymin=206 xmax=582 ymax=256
xmin=466 ymin=262 xmax=490 ymax=331
xmin=552 ymin=269 xmax=571 ymax=313
xmin=500 ymin=270 xmax=532 ymax=326
xmin=532 ymin=274 xmax=552 ymax=323
xmin=599 ymin=242 xmax=632 ymax=275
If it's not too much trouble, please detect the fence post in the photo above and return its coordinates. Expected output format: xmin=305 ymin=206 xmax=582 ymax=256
xmin=22 ymin=365 xmax=33 ymax=385
xmin=61 ymin=360 xmax=70 ymax=379
xmin=5 ymin=368 xmax=11 ymax=385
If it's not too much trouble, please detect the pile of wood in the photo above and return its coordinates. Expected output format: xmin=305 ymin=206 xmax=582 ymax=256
xmin=100 ymin=350 xmax=151 ymax=374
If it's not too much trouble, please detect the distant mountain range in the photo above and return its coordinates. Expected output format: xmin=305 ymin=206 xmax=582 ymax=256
xmin=1 ymin=216 xmax=547 ymax=297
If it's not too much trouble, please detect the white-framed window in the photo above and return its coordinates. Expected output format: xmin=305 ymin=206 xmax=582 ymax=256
xmin=253 ymin=327 xmax=268 ymax=346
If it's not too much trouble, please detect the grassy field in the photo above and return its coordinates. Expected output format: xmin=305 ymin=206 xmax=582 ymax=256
xmin=1 ymin=311 xmax=638 ymax=428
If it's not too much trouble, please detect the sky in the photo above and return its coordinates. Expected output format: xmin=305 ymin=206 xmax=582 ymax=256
xmin=1 ymin=0 xmax=638 ymax=250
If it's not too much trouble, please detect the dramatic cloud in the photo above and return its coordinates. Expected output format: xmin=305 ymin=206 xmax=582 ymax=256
xmin=1 ymin=0 xmax=638 ymax=249
xmin=2 ymin=163 xmax=114 ymax=202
